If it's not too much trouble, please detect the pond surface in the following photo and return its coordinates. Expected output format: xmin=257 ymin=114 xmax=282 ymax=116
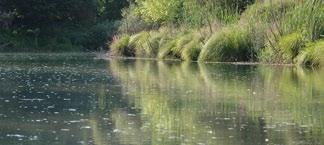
xmin=0 ymin=53 xmax=323 ymax=145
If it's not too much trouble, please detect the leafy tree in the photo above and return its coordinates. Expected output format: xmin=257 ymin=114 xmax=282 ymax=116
xmin=0 ymin=0 xmax=130 ymax=50
xmin=104 ymin=0 xmax=129 ymax=20
xmin=2 ymin=0 xmax=98 ymax=29
xmin=133 ymin=0 xmax=254 ymax=25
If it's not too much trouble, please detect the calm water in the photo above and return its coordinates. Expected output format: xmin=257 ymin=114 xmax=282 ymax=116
xmin=0 ymin=53 xmax=323 ymax=145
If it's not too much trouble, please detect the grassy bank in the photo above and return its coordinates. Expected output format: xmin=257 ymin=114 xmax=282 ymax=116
xmin=109 ymin=0 xmax=324 ymax=67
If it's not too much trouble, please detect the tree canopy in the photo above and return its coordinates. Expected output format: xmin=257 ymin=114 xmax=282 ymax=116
xmin=0 ymin=0 xmax=129 ymax=51
xmin=132 ymin=0 xmax=254 ymax=24
xmin=1 ymin=0 xmax=129 ymax=29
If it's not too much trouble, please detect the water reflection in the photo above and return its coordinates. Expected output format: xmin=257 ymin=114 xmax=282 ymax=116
xmin=0 ymin=54 xmax=323 ymax=145
xmin=109 ymin=60 xmax=324 ymax=145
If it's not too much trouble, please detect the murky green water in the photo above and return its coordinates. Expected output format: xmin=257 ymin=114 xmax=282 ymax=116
xmin=0 ymin=53 xmax=323 ymax=145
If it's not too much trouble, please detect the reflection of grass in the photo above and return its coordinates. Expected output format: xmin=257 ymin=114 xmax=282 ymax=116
xmin=109 ymin=59 xmax=324 ymax=144
xmin=257 ymin=66 xmax=324 ymax=130
xmin=110 ymin=60 xmax=247 ymax=144
xmin=111 ymin=109 xmax=144 ymax=145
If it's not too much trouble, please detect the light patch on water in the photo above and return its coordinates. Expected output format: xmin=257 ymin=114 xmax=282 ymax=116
xmin=29 ymin=136 xmax=39 ymax=141
xmin=67 ymin=109 xmax=77 ymax=112
xmin=80 ymin=126 xmax=91 ymax=129
xmin=61 ymin=129 xmax=70 ymax=132
xmin=6 ymin=134 xmax=25 ymax=138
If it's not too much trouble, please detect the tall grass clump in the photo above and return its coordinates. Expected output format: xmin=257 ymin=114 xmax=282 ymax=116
xmin=297 ymin=40 xmax=324 ymax=67
xmin=128 ymin=31 xmax=151 ymax=57
xmin=157 ymin=32 xmax=192 ymax=60
xmin=269 ymin=0 xmax=323 ymax=64
xmin=110 ymin=34 xmax=133 ymax=56
xmin=281 ymin=0 xmax=324 ymax=41
xmin=157 ymin=31 xmax=203 ymax=61
xmin=173 ymin=32 xmax=203 ymax=61
xmin=243 ymin=0 xmax=323 ymax=64
xmin=128 ymin=31 xmax=168 ymax=58
xmin=198 ymin=24 xmax=254 ymax=62
xmin=157 ymin=39 xmax=177 ymax=59
xmin=181 ymin=38 xmax=202 ymax=61
xmin=259 ymin=32 xmax=305 ymax=63
xmin=278 ymin=33 xmax=305 ymax=63
xmin=171 ymin=33 xmax=195 ymax=58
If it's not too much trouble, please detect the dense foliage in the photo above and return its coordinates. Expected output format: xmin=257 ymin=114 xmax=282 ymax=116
xmin=1 ymin=0 xmax=323 ymax=67
xmin=111 ymin=0 xmax=324 ymax=67
xmin=0 ymin=0 xmax=128 ymax=51
xmin=131 ymin=0 xmax=254 ymax=26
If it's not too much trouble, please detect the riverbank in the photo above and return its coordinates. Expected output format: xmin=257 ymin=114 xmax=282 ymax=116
xmin=109 ymin=0 xmax=324 ymax=67
xmin=106 ymin=55 xmax=299 ymax=67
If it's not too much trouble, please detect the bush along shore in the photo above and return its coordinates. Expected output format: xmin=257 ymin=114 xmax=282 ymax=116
xmin=109 ymin=0 xmax=324 ymax=67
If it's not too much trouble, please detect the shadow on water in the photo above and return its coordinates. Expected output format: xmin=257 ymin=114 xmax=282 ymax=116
xmin=0 ymin=54 xmax=323 ymax=145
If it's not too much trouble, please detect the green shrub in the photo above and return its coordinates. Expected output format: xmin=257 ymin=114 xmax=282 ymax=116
xmin=297 ymin=40 xmax=324 ymax=67
xmin=110 ymin=34 xmax=133 ymax=56
xmin=198 ymin=24 xmax=254 ymax=62
xmin=242 ymin=0 xmax=295 ymax=23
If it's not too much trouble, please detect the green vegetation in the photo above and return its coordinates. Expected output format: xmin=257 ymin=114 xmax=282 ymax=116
xmin=110 ymin=0 xmax=324 ymax=67
xmin=297 ymin=40 xmax=324 ymax=67
xmin=133 ymin=0 xmax=254 ymax=25
xmin=1 ymin=0 xmax=323 ymax=66
xmin=0 ymin=0 xmax=129 ymax=51
xmin=259 ymin=32 xmax=305 ymax=63
xmin=278 ymin=33 xmax=304 ymax=61
xmin=199 ymin=24 xmax=254 ymax=62
xmin=110 ymin=34 xmax=132 ymax=56
xmin=181 ymin=38 xmax=201 ymax=61
xmin=128 ymin=31 xmax=164 ymax=57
